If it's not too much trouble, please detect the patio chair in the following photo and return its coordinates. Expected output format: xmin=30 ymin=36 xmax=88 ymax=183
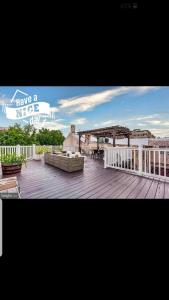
xmin=0 ymin=176 xmax=21 ymax=199
xmin=91 ymin=149 xmax=99 ymax=158
xmin=98 ymin=149 xmax=104 ymax=159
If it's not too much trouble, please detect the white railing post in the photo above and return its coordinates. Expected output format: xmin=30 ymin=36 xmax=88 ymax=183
xmin=138 ymin=145 xmax=143 ymax=174
xmin=104 ymin=149 xmax=107 ymax=168
xmin=16 ymin=144 xmax=20 ymax=156
xmin=33 ymin=144 xmax=36 ymax=159
xmin=164 ymin=150 xmax=166 ymax=177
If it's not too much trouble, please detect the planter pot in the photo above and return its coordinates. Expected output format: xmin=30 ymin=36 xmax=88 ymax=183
xmin=1 ymin=163 xmax=22 ymax=175
xmin=34 ymin=154 xmax=43 ymax=161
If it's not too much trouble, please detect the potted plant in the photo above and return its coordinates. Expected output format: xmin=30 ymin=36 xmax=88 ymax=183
xmin=0 ymin=153 xmax=26 ymax=175
xmin=34 ymin=146 xmax=50 ymax=160
xmin=34 ymin=146 xmax=44 ymax=160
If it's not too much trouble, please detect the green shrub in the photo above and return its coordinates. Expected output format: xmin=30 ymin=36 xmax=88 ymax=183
xmin=36 ymin=145 xmax=51 ymax=154
xmin=0 ymin=153 xmax=26 ymax=165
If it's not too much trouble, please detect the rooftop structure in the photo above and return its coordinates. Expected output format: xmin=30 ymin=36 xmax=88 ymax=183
xmin=0 ymin=127 xmax=8 ymax=131
xmin=77 ymin=125 xmax=131 ymax=151
xmin=131 ymin=129 xmax=155 ymax=138
xmin=63 ymin=124 xmax=79 ymax=152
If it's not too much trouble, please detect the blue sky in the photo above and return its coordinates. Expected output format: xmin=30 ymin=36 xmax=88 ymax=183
xmin=0 ymin=86 xmax=169 ymax=137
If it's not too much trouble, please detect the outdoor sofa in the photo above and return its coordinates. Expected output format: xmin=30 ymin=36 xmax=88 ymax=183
xmin=44 ymin=152 xmax=84 ymax=172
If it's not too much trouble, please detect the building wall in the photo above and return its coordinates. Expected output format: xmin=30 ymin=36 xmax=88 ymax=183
xmin=83 ymin=138 xmax=169 ymax=148
xmin=148 ymin=139 xmax=169 ymax=148
xmin=0 ymin=127 xmax=8 ymax=131
xmin=131 ymin=130 xmax=155 ymax=138
xmin=116 ymin=138 xmax=169 ymax=148
xmin=82 ymin=138 xmax=149 ymax=148
xmin=116 ymin=138 xmax=149 ymax=146
xmin=63 ymin=133 xmax=79 ymax=152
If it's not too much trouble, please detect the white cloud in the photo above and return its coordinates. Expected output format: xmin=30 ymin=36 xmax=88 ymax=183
xmin=101 ymin=120 xmax=116 ymax=126
xmin=161 ymin=121 xmax=169 ymax=126
xmin=144 ymin=119 xmax=169 ymax=126
xmin=73 ymin=118 xmax=87 ymax=125
xmin=94 ymin=119 xmax=123 ymax=128
xmin=129 ymin=114 xmax=160 ymax=121
xmin=58 ymin=86 xmax=159 ymax=114
xmin=49 ymin=107 xmax=59 ymax=113
xmin=146 ymin=120 xmax=161 ymax=125
xmin=150 ymin=128 xmax=169 ymax=137
xmin=132 ymin=86 xmax=160 ymax=95
xmin=0 ymin=96 xmax=11 ymax=105
xmin=33 ymin=120 xmax=68 ymax=131
xmin=54 ymin=118 xmax=65 ymax=122
xmin=137 ymin=123 xmax=146 ymax=126
xmin=0 ymin=96 xmax=12 ymax=113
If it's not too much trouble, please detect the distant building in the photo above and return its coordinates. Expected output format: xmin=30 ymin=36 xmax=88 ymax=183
xmin=148 ymin=139 xmax=169 ymax=148
xmin=0 ymin=127 xmax=8 ymax=131
xmin=63 ymin=124 xmax=79 ymax=152
xmin=131 ymin=129 xmax=155 ymax=138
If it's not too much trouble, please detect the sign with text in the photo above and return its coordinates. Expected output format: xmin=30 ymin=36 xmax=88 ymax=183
xmin=3 ymin=89 xmax=55 ymax=127
xmin=6 ymin=102 xmax=50 ymax=119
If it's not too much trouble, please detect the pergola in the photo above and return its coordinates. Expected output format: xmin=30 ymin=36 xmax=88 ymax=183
xmin=77 ymin=125 xmax=131 ymax=153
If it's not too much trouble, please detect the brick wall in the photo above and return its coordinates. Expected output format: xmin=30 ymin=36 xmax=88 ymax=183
xmin=148 ymin=139 xmax=169 ymax=147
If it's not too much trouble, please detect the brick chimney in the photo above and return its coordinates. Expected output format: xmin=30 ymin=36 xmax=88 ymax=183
xmin=71 ymin=124 xmax=75 ymax=134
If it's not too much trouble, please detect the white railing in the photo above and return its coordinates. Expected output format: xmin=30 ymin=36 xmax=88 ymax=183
xmin=0 ymin=146 xmax=17 ymax=156
xmin=0 ymin=145 xmax=63 ymax=161
xmin=104 ymin=146 xmax=169 ymax=181
xmin=0 ymin=145 xmax=35 ymax=160
xmin=20 ymin=145 xmax=34 ymax=160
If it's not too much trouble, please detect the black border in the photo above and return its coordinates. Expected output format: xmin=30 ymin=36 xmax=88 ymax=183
xmin=1 ymin=1 xmax=169 ymax=264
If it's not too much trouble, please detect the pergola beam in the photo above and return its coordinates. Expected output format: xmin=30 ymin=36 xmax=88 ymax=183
xmin=97 ymin=137 xmax=99 ymax=149
xmin=77 ymin=125 xmax=131 ymax=139
xmin=78 ymin=134 xmax=81 ymax=153
xmin=113 ymin=133 xmax=116 ymax=147
xmin=77 ymin=126 xmax=131 ymax=151
xmin=127 ymin=134 xmax=130 ymax=147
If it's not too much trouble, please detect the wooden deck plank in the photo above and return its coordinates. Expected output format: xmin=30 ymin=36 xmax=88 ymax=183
xmin=154 ymin=181 xmax=165 ymax=199
xmin=116 ymin=175 xmax=146 ymax=199
xmin=80 ymin=172 xmax=129 ymax=199
xmin=108 ymin=175 xmax=137 ymax=199
xmin=55 ymin=169 xmax=122 ymax=199
xmin=92 ymin=172 xmax=134 ymax=200
xmin=145 ymin=180 xmax=159 ymax=199
xmin=95 ymin=173 xmax=134 ymax=199
xmin=19 ymin=159 xmax=109 ymax=197
xmin=126 ymin=176 xmax=149 ymax=199
xmin=88 ymin=172 xmax=131 ymax=199
xmin=135 ymin=178 xmax=153 ymax=199
xmin=28 ymin=168 xmax=116 ymax=199
xmin=0 ymin=157 xmax=167 ymax=199
xmin=164 ymin=182 xmax=169 ymax=199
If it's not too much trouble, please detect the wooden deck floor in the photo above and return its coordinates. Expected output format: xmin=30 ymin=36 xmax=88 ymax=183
xmin=1 ymin=156 xmax=169 ymax=199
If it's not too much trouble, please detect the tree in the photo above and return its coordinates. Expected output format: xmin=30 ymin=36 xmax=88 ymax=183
xmin=0 ymin=123 xmax=25 ymax=145
xmin=23 ymin=124 xmax=37 ymax=145
xmin=0 ymin=123 xmax=65 ymax=145
xmin=36 ymin=128 xmax=65 ymax=145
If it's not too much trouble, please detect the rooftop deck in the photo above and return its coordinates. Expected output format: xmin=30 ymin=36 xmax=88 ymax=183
xmin=1 ymin=156 xmax=169 ymax=199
